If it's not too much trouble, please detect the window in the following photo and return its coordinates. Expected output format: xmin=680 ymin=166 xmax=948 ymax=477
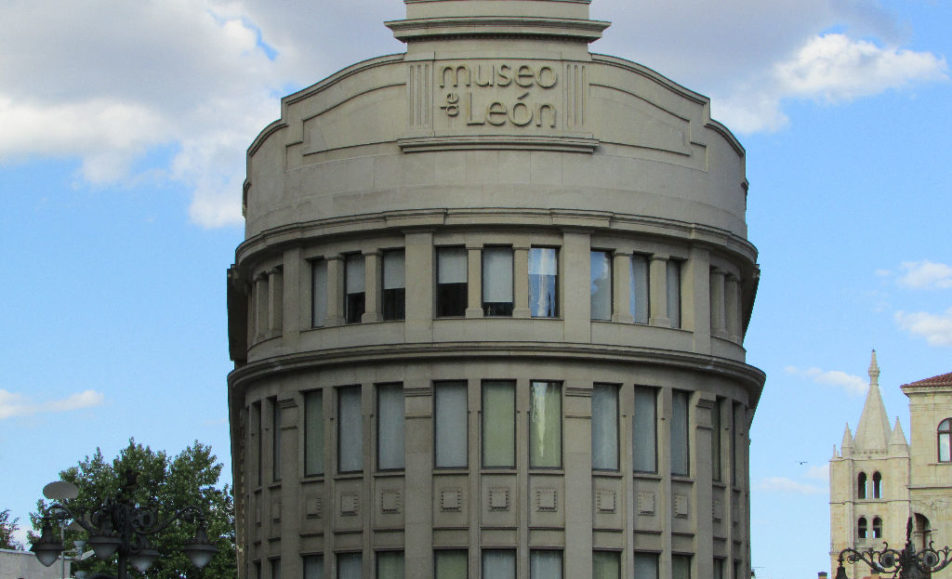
xmin=873 ymin=472 xmax=882 ymax=498
xmin=713 ymin=558 xmax=725 ymax=579
xmin=482 ymin=381 xmax=515 ymax=468
xmin=529 ymin=381 xmax=562 ymax=468
xmin=667 ymin=259 xmax=682 ymax=328
xmin=271 ymin=558 xmax=282 ymax=579
xmin=345 ymin=254 xmax=365 ymax=324
xmin=272 ymin=398 xmax=282 ymax=482
xmin=873 ymin=517 xmax=883 ymax=539
xmin=530 ymin=551 xmax=562 ymax=579
xmin=435 ymin=382 xmax=468 ymax=468
xmin=253 ymin=401 xmax=262 ymax=486
xmin=377 ymin=384 xmax=405 ymax=471
xmin=303 ymin=555 xmax=323 ymax=579
xmin=383 ymin=250 xmax=405 ymax=321
xmin=592 ymin=384 xmax=619 ymax=471
xmin=671 ymin=390 xmax=690 ymax=476
xmin=591 ymin=250 xmax=612 ymax=321
xmin=337 ymin=553 xmax=362 ymax=579
xmin=338 ymin=386 xmax=363 ymax=473
xmin=672 ymin=555 xmax=691 ymax=579
xmin=312 ymin=259 xmax=327 ymax=327
xmin=592 ymin=551 xmax=620 ymax=579
xmin=529 ymin=247 xmax=558 ymax=317
xmin=482 ymin=550 xmax=515 ymax=579
xmin=939 ymin=418 xmax=951 ymax=462
xmin=633 ymin=387 xmax=657 ymax=473
xmin=712 ymin=398 xmax=722 ymax=482
xmin=437 ymin=247 xmax=467 ymax=317
xmin=435 ymin=550 xmax=467 ymax=579
xmin=732 ymin=403 xmax=744 ymax=486
xmin=630 ymin=254 xmax=649 ymax=324
xmin=305 ymin=391 xmax=324 ymax=476
xmin=858 ymin=517 xmax=868 ymax=538
xmin=483 ymin=247 xmax=513 ymax=316
xmin=858 ymin=472 xmax=868 ymax=499
xmin=376 ymin=552 xmax=404 ymax=579
xmin=633 ymin=552 xmax=658 ymax=579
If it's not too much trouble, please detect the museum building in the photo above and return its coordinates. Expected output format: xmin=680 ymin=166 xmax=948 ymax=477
xmin=226 ymin=1 xmax=765 ymax=577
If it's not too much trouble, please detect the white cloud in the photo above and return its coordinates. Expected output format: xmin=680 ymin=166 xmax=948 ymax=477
xmin=896 ymin=308 xmax=952 ymax=347
xmin=756 ymin=476 xmax=825 ymax=495
xmin=0 ymin=389 xmax=105 ymax=420
xmin=898 ymin=260 xmax=952 ymax=289
xmin=805 ymin=464 xmax=830 ymax=482
xmin=785 ymin=366 xmax=867 ymax=396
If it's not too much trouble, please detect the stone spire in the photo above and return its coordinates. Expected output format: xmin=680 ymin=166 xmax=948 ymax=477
xmin=889 ymin=417 xmax=909 ymax=456
xmin=840 ymin=424 xmax=854 ymax=457
xmin=853 ymin=349 xmax=892 ymax=453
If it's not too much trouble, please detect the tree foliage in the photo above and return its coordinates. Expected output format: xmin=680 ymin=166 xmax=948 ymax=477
xmin=1 ymin=509 xmax=21 ymax=550
xmin=33 ymin=439 xmax=236 ymax=578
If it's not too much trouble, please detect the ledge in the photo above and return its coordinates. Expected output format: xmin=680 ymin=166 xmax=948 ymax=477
xmin=397 ymin=134 xmax=599 ymax=153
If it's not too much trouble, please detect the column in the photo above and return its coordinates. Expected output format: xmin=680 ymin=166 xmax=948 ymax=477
xmin=268 ymin=266 xmax=284 ymax=336
xmin=465 ymin=244 xmax=483 ymax=318
xmin=562 ymin=230 xmax=591 ymax=342
xmin=612 ymin=251 xmax=634 ymax=323
xmin=405 ymin=231 xmax=434 ymax=341
xmin=710 ymin=269 xmax=728 ymax=339
xmin=686 ymin=248 xmax=710 ymax=352
xmin=403 ymin=381 xmax=433 ymax=577
xmin=648 ymin=255 xmax=670 ymax=327
xmin=513 ymin=244 xmax=531 ymax=318
xmin=254 ymin=273 xmax=269 ymax=341
xmin=725 ymin=275 xmax=741 ymax=343
xmin=564 ymin=384 xmax=594 ymax=578
xmin=361 ymin=250 xmax=382 ymax=323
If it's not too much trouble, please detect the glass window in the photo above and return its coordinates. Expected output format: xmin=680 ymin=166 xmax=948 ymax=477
xmin=858 ymin=517 xmax=868 ymax=539
xmin=383 ymin=250 xmax=405 ymax=321
xmin=529 ymin=247 xmax=558 ymax=317
xmin=633 ymin=387 xmax=657 ymax=473
xmin=435 ymin=550 xmax=467 ymax=579
xmin=483 ymin=247 xmax=513 ymax=316
xmin=435 ymin=382 xmax=468 ymax=468
xmin=305 ymin=391 xmax=324 ymax=476
xmin=304 ymin=555 xmax=323 ymax=579
xmin=633 ymin=552 xmax=658 ymax=579
xmin=529 ymin=381 xmax=562 ymax=468
xmin=345 ymin=254 xmax=365 ymax=324
xmin=732 ymin=403 xmax=744 ymax=486
xmin=591 ymin=250 xmax=612 ymax=321
xmin=337 ymin=553 xmax=362 ymax=579
xmin=672 ymin=555 xmax=691 ymax=579
xmin=377 ymin=552 xmax=404 ymax=579
xmin=592 ymin=384 xmax=619 ymax=471
xmin=530 ymin=551 xmax=562 ymax=579
xmin=593 ymin=551 xmax=620 ymax=579
xmin=939 ymin=418 xmax=951 ymax=462
xmin=671 ymin=390 xmax=690 ymax=476
xmin=437 ymin=247 xmax=467 ymax=317
xmin=482 ymin=381 xmax=515 ymax=468
xmin=377 ymin=384 xmax=405 ymax=471
xmin=271 ymin=558 xmax=282 ymax=579
xmin=630 ymin=254 xmax=649 ymax=324
xmin=312 ymin=259 xmax=327 ymax=327
xmin=858 ymin=472 xmax=867 ymax=499
xmin=253 ymin=401 xmax=262 ymax=486
xmin=338 ymin=386 xmax=363 ymax=473
xmin=873 ymin=471 xmax=882 ymax=498
xmin=713 ymin=558 xmax=725 ymax=579
xmin=272 ymin=398 xmax=282 ymax=482
xmin=712 ymin=398 xmax=722 ymax=482
xmin=667 ymin=259 xmax=681 ymax=328
xmin=482 ymin=550 xmax=515 ymax=579
xmin=873 ymin=517 xmax=883 ymax=539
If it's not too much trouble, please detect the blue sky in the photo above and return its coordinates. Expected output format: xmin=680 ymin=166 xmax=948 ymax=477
xmin=1 ymin=1 xmax=951 ymax=577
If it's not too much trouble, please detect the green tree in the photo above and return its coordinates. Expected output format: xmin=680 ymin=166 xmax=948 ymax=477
xmin=33 ymin=439 xmax=236 ymax=578
xmin=1 ymin=509 xmax=21 ymax=550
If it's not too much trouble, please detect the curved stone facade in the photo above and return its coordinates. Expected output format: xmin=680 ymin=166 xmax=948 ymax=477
xmin=227 ymin=2 xmax=764 ymax=578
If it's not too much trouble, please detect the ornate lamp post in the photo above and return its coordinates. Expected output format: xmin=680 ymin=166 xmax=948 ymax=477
xmin=31 ymin=471 xmax=218 ymax=579
xmin=835 ymin=519 xmax=952 ymax=579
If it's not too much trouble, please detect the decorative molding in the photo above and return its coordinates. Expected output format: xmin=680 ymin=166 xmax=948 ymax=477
xmin=489 ymin=487 xmax=510 ymax=511
xmin=536 ymin=488 xmax=558 ymax=512
xmin=596 ymin=489 xmax=616 ymax=513
xmin=674 ymin=494 xmax=689 ymax=519
xmin=398 ymin=134 xmax=598 ymax=154
xmin=637 ymin=491 xmax=656 ymax=515
xmin=306 ymin=496 xmax=322 ymax=519
xmin=440 ymin=488 xmax=462 ymax=512
xmin=340 ymin=493 xmax=359 ymax=516
xmin=381 ymin=490 xmax=402 ymax=514
xmin=271 ymin=498 xmax=281 ymax=522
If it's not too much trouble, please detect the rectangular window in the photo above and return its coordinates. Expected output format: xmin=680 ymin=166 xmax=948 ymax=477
xmin=272 ymin=398 xmax=282 ymax=482
xmin=435 ymin=382 xmax=468 ymax=468
xmin=592 ymin=384 xmax=619 ymax=471
xmin=383 ymin=250 xmax=405 ymax=321
xmin=530 ymin=551 xmax=562 ymax=579
xmin=667 ymin=259 xmax=681 ymax=328
xmin=529 ymin=381 xmax=562 ymax=468
xmin=305 ymin=391 xmax=324 ymax=476
xmin=713 ymin=558 xmax=725 ymax=579
xmin=633 ymin=387 xmax=657 ymax=473
xmin=376 ymin=552 xmax=404 ymax=579
xmin=672 ymin=555 xmax=691 ymax=579
xmin=592 ymin=551 xmax=620 ymax=579
xmin=304 ymin=555 xmax=323 ymax=579
xmin=529 ymin=247 xmax=558 ymax=317
xmin=271 ymin=558 xmax=281 ymax=579
xmin=345 ymin=254 xmax=365 ymax=324
xmin=712 ymin=398 xmax=722 ymax=482
xmin=312 ymin=259 xmax=328 ymax=327
xmin=630 ymin=254 xmax=649 ymax=324
xmin=337 ymin=553 xmax=362 ymax=579
xmin=338 ymin=386 xmax=363 ymax=473
xmin=435 ymin=550 xmax=467 ymax=579
xmin=482 ymin=247 xmax=513 ymax=316
xmin=732 ymin=403 xmax=745 ymax=486
xmin=591 ymin=250 xmax=612 ymax=321
xmin=253 ymin=401 xmax=262 ymax=486
xmin=482 ymin=550 xmax=515 ymax=579
xmin=377 ymin=384 xmax=405 ymax=471
xmin=482 ymin=381 xmax=516 ymax=468
xmin=437 ymin=247 xmax=467 ymax=317
xmin=633 ymin=553 xmax=658 ymax=579
xmin=671 ymin=390 xmax=690 ymax=476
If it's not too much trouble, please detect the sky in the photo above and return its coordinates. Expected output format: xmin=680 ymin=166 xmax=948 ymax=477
xmin=1 ymin=0 xmax=950 ymax=576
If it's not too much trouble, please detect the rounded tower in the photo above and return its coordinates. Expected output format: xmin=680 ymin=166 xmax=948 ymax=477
xmin=227 ymin=1 xmax=764 ymax=578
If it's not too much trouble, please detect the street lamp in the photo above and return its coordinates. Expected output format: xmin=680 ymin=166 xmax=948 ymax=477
xmin=31 ymin=470 xmax=218 ymax=579
xmin=835 ymin=518 xmax=952 ymax=579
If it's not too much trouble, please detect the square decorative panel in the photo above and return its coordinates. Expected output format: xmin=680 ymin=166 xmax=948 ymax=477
xmin=306 ymin=496 xmax=322 ymax=519
xmin=674 ymin=494 xmax=689 ymax=519
xmin=596 ymin=489 xmax=616 ymax=513
xmin=489 ymin=487 xmax=510 ymax=511
xmin=440 ymin=488 xmax=462 ymax=512
xmin=340 ymin=493 xmax=359 ymax=516
xmin=637 ymin=491 xmax=656 ymax=515
xmin=536 ymin=488 xmax=557 ymax=512
xmin=381 ymin=490 xmax=401 ymax=514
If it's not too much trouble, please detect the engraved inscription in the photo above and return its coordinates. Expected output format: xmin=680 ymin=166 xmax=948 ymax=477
xmin=439 ymin=63 xmax=558 ymax=129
